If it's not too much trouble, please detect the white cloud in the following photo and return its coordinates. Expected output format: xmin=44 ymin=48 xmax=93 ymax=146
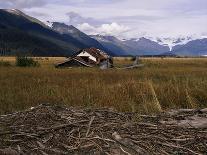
xmin=99 ymin=23 xmax=130 ymax=36
xmin=0 ymin=0 xmax=46 ymax=8
xmin=77 ymin=23 xmax=95 ymax=33
xmin=77 ymin=22 xmax=130 ymax=37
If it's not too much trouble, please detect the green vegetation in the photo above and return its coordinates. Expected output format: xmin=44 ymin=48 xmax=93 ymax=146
xmin=16 ymin=56 xmax=40 ymax=67
xmin=0 ymin=57 xmax=207 ymax=115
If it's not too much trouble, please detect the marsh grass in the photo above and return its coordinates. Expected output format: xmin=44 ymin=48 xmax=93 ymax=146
xmin=0 ymin=60 xmax=11 ymax=67
xmin=0 ymin=57 xmax=207 ymax=114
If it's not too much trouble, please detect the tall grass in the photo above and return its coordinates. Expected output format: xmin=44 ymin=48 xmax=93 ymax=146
xmin=0 ymin=60 xmax=11 ymax=67
xmin=0 ymin=58 xmax=207 ymax=115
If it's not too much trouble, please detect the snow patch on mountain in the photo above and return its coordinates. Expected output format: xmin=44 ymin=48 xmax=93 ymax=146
xmin=5 ymin=9 xmax=23 ymax=16
xmin=153 ymin=35 xmax=207 ymax=51
xmin=121 ymin=35 xmax=207 ymax=51
xmin=44 ymin=21 xmax=53 ymax=28
xmin=154 ymin=37 xmax=193 ymax=51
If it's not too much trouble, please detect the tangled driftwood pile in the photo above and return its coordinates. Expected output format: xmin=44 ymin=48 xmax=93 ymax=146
xmin=0 ymin=104 xmax=207 ymax=155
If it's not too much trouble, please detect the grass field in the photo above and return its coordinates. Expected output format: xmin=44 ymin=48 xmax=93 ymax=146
xmin=0 ymin=57 xmax=207 ymax=115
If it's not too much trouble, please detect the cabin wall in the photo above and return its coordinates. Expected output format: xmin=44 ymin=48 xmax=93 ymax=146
xmin=57 ymin=60 xmax=87 ymax=67
xmin=77 ymin=51 xmax=97 ymax=62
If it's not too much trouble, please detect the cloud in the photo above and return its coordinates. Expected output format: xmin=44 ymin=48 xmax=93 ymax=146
xmin=66 ymin=11 xmax=105 ymax=26
xmin=77 ymin=23 xmax=95 ymax=33
xmin=77 ymin=22 xmax=130 ymax=37
xmin=0 ymin=0 xmax=46 ymax=9
xmin=1 ymin=0 xmax=207 ymax=39
xmin=27 ymin=11 xmax=49 ymax=18
xmin=99 ymin=23 xmax=130 ymax=36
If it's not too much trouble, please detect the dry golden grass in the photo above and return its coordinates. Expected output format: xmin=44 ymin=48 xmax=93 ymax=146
xmin=0 ymin=57 xmax=207 ymax=115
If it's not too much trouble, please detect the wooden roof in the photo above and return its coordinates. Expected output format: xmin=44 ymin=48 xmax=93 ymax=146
xmin=78 ymin=47 xmax=109 ymax=60
xmin=56 ymin=56 xmax=93 ymax=67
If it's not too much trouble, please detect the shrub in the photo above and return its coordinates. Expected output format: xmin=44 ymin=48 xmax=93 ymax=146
xmin=130 ymin=57 xmax=136 ymax=61
xmin=0 ymin=61 xmax=11 ymax=67
xmin=16 ymin=56 xmax=40 ymax=67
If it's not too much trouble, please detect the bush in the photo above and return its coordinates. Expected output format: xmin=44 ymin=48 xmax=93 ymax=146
xmin=0 ymin=61 xmax=11 ymax=67
xmin=130 ymin=57 xmax=136 ymax=61
xmin=16 ymin=56 xmax=40 ymax=67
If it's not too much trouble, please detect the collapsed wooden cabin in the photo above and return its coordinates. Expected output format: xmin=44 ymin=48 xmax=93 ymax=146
xmin=56 ymin=47 xmax=113 ymax=68
xmin=55 ymin=56 xmax=92 ymax=68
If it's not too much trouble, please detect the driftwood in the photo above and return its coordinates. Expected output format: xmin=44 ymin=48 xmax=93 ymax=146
xmin=116 ymin=57 xmax=144 ymax=69
xmin=116 ymin=64 xmax=145 ymax=70
xmin=0 ymin=104 xmax=207 ymax=155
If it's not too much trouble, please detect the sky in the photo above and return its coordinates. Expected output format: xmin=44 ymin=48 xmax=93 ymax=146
xmin=1 ymin=0 xmax=207 ymax=39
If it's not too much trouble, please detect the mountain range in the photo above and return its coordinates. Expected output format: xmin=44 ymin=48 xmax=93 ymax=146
xmin=90 ymin=35 xmax=132 ymax=56
xmin=51 ymin=22 xmax=107 ymax=52
xmin=0 ymin=9 xmax=92 ymax=56
xmin=172 ymin=39 xmax=207 ymax=56
xmin=123 ymin=38 xmax=170 ymax=55
xmin=0 ymin=9 xmax=207 ymax=57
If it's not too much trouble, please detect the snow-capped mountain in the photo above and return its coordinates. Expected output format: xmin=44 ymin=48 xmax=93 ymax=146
xmin=152 ymin=35 xmax=207 ymax=51
xmin=51 ymin=22 xmax=109 ymax=53
xmin=122 ymin=35 xmax=207 ymax=56
xmin=90 ymin=35 xmax=133 ymax=56
xmin=123 ymin=37 xmax=170 ymax=55
xmin=172 ymin=38 xmax=207 ymax=56
xmin=1 ymin=9 xmax=207 ymax=57
xmin=91 ymin=35 xmax=170 ymax=56
xmin=5 ymin=9 xmax=23 ymax=15
xmin=122 ymin=36 xmax=195 ymax=51
xmin=0 ymin=9 xmax=93 ymax=56
xmin=154 ymin=36 xmax=194 ymax=51
xmin=44 ymin=21 xmax=53 ymax=28
xmin=5 ymin=9 xmax=48 ymax=28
